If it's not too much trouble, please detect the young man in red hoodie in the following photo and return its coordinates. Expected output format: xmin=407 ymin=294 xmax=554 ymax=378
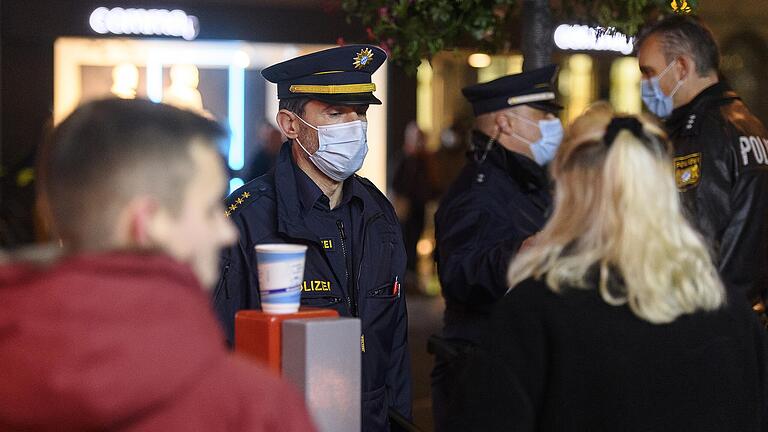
xmin=0 ymin=98 xmax=316 ymax=431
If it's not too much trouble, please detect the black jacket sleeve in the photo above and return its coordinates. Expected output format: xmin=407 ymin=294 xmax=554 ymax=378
xmin=385 ymin=288 xmax=412 ymax=420
xmin=436 ymin=206 xmax=525 ymax=306
xmin=386 ymin=213 xmax=413 ymax=420
xmin=719 ymin=139 xmax=768 ymax=303
xmin=445 ymin=279 xmax=548 ymax=431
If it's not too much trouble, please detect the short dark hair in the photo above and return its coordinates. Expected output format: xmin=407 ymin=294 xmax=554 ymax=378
xmin=636 ymin=15 xmax=720 ymax=76
xmin=278 ymin=97 xmax=311 ymax=116
xmin=39 ymin=98 xmax=226 ymax=249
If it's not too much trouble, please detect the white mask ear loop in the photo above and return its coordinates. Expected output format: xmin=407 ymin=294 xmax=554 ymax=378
xmin=658 ymin=60 xmax=676 ymax=79
xmin=669 ymin=78 xmax=685 ymax=98
xmin=294 ymin=114 xmax=319 ymax=131
xmin=506 ymin=111 xmax=538 ymax=128
xmin=505 ymin=112 xmax=537 ymax=145
xmin=293 ymin=114 xmax=318 ymax=156
xmin=294 ymin=137 xmax=312 ymax=156
xmin=659 ymin=60 xmax=685 ymax=97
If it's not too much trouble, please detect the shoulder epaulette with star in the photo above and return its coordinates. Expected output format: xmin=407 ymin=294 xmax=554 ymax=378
xmin=224 ymin=190 xmax=252 ymax=217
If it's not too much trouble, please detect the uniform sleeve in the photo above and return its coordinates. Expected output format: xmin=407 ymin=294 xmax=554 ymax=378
xmin=445 ymin=280 xmax=547 ymax=431
xmin=718 ymin=131 xmax=768 ymax=303
xmin=386 ymin=222 xmax=413 ymax=420
xmin=385 ymin=291 xmax=412 ymax=420
xmin=436 ymin=206 xmax=526 ymax=306
xmin=212 ymin=232 xmax=258 ymax=345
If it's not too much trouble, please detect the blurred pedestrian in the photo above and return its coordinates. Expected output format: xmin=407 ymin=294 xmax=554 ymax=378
xmin=0 ymin=98 xmax=316 ymax=431
xmin=448 ymin=108 xmax=768 ymax=431
xmin=392 ymin=121 xmax=438 ymax=289
xmin=432 ymin=121 xmax=470 ymax=198
xmin=245 ymin=121 xmax=283 ymax=180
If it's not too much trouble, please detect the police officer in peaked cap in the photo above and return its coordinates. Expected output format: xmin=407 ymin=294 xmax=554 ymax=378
xmin=212 ymin=45 xmax=412 ymax=431
xmin=430 ymin=64 xmax=563 ymax=431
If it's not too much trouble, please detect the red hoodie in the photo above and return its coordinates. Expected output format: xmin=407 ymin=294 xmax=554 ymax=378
xmin=0 ymin=251 xmax=316 ymax=431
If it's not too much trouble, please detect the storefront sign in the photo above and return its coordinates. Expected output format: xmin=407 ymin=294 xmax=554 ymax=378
xmin=89 ymin=7 xmax=199 ymax=40
xmin=554 ymin=25 xmax=634 ymax=55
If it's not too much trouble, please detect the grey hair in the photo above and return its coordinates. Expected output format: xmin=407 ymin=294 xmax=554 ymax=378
xmin=636 ymin=15 xmax=720 ymax=76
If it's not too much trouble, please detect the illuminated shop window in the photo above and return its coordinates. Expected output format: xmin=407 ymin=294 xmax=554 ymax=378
xmin=476 ymin=54 xmax=523 ymax=84
xmin=416 ymin=59 xmax=434 ymax=134
xmin=110 ymin=63 xmax=139 ymax=99
xmin=53 ymin=38 xmax=389 ymax=193
xmin=558 ymin=54 xmax=595 ymax=123
xmin=610 ymin=57 xmax=642 ymax=114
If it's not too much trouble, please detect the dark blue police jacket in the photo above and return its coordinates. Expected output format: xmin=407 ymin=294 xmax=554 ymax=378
xmin=435 ymin=131 xmax=552 ymax=345
xmin=213 ymin=141 xmax=412 ymax=431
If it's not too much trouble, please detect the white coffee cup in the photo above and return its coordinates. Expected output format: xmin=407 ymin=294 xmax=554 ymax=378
xmin=254 ymin=243 xmax=307 ymax=314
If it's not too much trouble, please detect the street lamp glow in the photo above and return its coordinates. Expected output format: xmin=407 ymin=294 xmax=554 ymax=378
xmin=468 ymin=53 xmax=492 ymax=68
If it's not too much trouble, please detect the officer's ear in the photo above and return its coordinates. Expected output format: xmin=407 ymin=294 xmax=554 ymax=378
xmin=276 ymin=109 xmax=300 ymax=139
xmin=676 ymin=55 xmax=694 ymax=81
xmin=495 ymin=111 xmax=513 ymax=136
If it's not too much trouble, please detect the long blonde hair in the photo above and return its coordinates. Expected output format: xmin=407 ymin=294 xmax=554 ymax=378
xmin=508 ymin=105 xmax=724 ymax=323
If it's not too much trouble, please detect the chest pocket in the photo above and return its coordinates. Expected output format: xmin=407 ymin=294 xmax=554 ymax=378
xmin=370 ymin=230 xmax=398 ymax=288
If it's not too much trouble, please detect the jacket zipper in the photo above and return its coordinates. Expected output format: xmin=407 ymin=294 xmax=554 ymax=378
xmin=301 ymin=295 xmax=343 ymax=307
xmin=218 ymin=263 xmax=231 ymax=300
xmin=356 ymin=213 xmax=384 ymax=298
xmin=336 ymin=220 xmax=356 ymax=317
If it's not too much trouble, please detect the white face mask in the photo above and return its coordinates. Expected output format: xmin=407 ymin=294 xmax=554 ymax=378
xmin=506 ymin=112 xmax=564 ymax=166
xmin=294 ymin=115 xmax=369 ymax=182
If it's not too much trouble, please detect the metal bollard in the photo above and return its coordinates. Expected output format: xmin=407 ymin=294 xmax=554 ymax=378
xmin=282 ymin=318 xmax=361 ymax=432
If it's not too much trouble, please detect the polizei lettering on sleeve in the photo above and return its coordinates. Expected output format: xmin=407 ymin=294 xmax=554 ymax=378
xmin=739 ymin=136 xmax=768 ymax=167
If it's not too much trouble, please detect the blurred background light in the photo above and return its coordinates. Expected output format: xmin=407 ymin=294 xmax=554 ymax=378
xmin=467 ymin=53 xmax=492 ymax=68
xmin=554 ymin=24 xmax=634 ymax=55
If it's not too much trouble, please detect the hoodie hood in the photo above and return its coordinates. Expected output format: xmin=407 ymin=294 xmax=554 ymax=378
xmin=0 ymin=251 xmax=226 ymax=431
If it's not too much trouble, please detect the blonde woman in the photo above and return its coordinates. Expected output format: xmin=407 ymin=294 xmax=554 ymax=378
xmin=448 ymin=109 xmax=768 ymax=431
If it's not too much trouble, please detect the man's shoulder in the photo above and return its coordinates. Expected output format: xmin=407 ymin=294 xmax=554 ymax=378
xmin=353 ymin=175 xmax=395 ymax=211
xmin=224 ymin=173 xmax=276 ymax=219
xmin=438 ymin=162 xmax=512 ymax=213
xmin=694 ymin=99 xmax=768 ymax=168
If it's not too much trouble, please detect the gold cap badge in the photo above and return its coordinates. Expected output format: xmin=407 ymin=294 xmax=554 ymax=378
xmin=670 ymin=0 xmax=692 ymax=13
xmin=353 ymin=48 xmax=374 ymax=70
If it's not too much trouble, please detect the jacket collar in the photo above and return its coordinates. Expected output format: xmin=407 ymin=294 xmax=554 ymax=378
xmin=274 ymin=141 xmax=384 ymax=243
xmin=666 ymin=82 xmax=740 ymax=131
xmin=470 ymin=130 xmax=549 ymax=192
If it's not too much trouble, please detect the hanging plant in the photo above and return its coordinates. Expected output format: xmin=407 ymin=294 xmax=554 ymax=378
xmin=341 ymin=0 xmax=698 ymax=72
xmin=341 ymin=0 xmax=518 ymax=72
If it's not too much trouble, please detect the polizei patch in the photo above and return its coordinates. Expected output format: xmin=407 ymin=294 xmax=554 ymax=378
xmin=674 ymin=153 xmax=701 ymax=191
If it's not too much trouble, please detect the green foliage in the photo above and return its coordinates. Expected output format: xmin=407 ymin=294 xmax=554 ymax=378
xmin=341 ymin=0 xmax=517 ymax=71
xmin=341 ymin=0 xmax=698 ymax=72
xmin=559 ymin=0 xmax=699 ymax=38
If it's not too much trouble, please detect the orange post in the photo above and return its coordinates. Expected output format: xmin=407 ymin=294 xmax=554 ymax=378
xmin=234 ymin=308 xmax=339 ymax=373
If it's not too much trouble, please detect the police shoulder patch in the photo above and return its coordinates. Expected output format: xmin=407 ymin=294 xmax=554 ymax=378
xmin=673 ymin=152 xmax=702 ymax=191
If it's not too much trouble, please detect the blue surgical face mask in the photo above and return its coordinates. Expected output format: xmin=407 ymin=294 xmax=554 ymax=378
xmin=507 ymin=112 xmax=564 ymax=166
xmin=294 ymin=115 xmax=368 ymax=182
xmin=641 ymin=60 xmax=685 ymax=118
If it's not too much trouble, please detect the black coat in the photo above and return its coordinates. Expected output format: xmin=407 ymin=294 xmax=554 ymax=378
xmin=213 ymin=142 xmax=411 ymax=431
xmin=434 ymin=131 xmax=552 ymax=343
xmin=666 ymin=82 xmax=768 ymax=303
xmin=448 ymin=278 xmax=768 ymax=431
